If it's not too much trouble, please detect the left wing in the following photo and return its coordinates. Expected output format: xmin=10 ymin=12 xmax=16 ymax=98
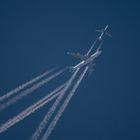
xmin=67 ymin=52 xmax=89 ymax=60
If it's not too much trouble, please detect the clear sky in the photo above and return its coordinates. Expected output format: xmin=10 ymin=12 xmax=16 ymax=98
xmin=0 ymin=0 xmax=140 ymax=140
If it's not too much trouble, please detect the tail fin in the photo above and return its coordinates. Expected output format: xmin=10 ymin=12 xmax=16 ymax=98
xmin=96 ymin=25 xmax=112 ymax=39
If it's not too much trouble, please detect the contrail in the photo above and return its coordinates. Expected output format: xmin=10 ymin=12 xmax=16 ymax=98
xmin=87 ymin=39 xmax=98 ymax=55
xmin=0 ymin=68 xmax=56 ymax=102
xmin=0 ymin=69 xmax=65 ymax=112
xmin=30 ymin=69 xmax=80 ymax=140
xmin=41 ymin=66 xmax=88 ymax=140
xmin=86 ymin=37 xmax=103 ymax=56
xmin=0 ymin=83 xmax=66 ymax=134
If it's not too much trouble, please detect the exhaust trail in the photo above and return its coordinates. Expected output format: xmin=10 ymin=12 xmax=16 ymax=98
xmin=87 ymin=39 xmax=98 ymax=55
xmin=0 ymin=83 xmax=66 ymax=134
xmin=0 ymin=68 xmax=56 ymax=102
xmin=41 ymin=66 xmax=88 ymax=140
xmin=30 ymin=69 xmax=80 ymax=140
xmin=87 ymin=36 xmax=103 ymax=56
xmin=0 ymin=69 xmax=65 ymax=112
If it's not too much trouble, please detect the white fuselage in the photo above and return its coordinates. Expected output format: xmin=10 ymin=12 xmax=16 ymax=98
xmin=72 ymin=50 xmax=101 ymax=70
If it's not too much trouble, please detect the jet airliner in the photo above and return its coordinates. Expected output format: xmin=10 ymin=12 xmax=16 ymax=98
xmin=67 ymin=25 xmax=111 ymax=75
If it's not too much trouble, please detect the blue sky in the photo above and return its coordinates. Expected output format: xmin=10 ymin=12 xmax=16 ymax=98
xmin=0 ymin=0 xmax=140 ymax=140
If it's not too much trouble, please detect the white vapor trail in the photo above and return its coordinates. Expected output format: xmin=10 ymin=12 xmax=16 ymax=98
xmin=0 ymin=69 xmax=65 ymax=112
xmin=41 ymin=66 xmax=88 ymax=140
xmin=87 ymin=39 xmax=98 ymax=55
xmin=30 ymin=69 xmax=80 ymax=140
xmin=0 ymin=83 xmax=66 ymax=134
xmin=0 ymin=68 xmax=56 ymax=102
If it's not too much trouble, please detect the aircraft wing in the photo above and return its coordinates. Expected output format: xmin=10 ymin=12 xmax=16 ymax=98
xmin=67 ymin=52 xmax=88 ymax=60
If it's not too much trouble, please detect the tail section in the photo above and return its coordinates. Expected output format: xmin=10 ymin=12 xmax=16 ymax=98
xmin=95 ymin=29 xmax=103 ymax=33
xmin=105 ymin=31 xmax=112 ymax=38
xmin=96 ymin=25 xmax=112 ymax=40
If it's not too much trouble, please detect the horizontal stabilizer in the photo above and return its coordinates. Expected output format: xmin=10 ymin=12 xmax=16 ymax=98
xmin=105 ymin=32 xmax=112 ymax=37
xmin=95 ymin=29 xmax=103 ymax=33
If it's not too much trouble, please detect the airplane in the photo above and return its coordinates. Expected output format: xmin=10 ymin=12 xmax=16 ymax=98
xmin=67 ymin=25 xmax=110 ymax=75
xmin=96 ymin=25 xmax=112 ymax=40
xmin=67 ymin=44 xmax=102 ymax=75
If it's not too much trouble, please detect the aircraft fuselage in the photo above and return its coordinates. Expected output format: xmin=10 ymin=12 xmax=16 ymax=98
xmin=72 ymin=50 xmax=102 ymax=70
